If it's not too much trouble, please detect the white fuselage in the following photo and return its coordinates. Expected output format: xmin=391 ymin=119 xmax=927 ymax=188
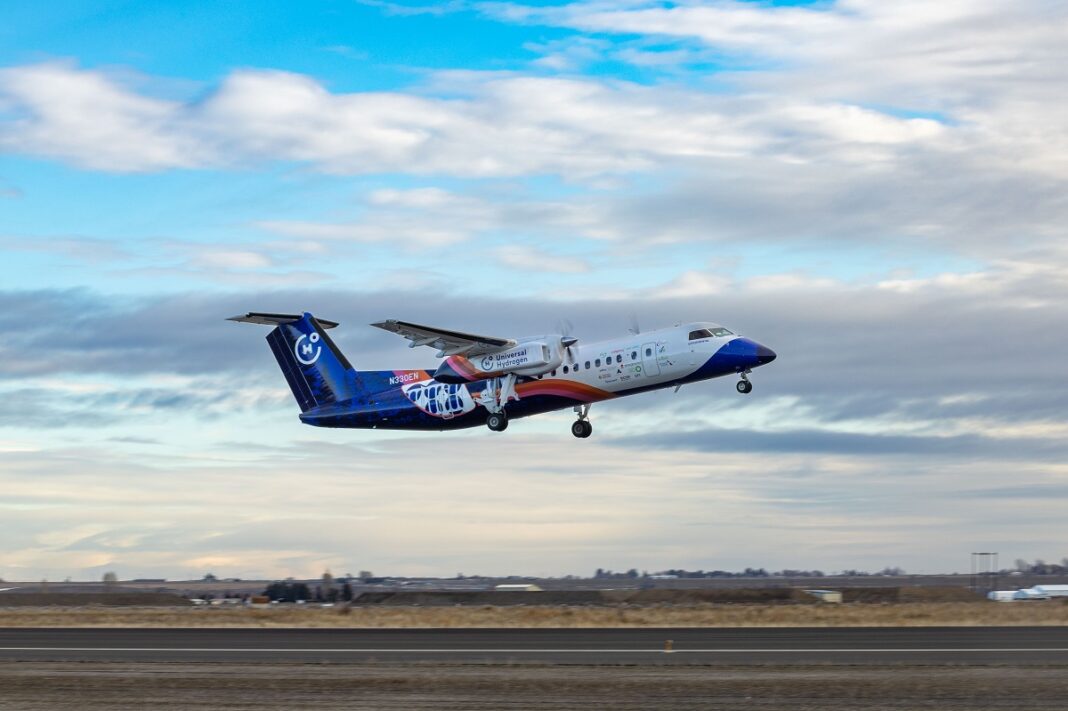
xmin=524 ymin=322 xmax=739 ymax=393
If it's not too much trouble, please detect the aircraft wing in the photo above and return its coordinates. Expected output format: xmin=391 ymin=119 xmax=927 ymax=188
xmin=371 ymin=319 xmax=517 ymax=357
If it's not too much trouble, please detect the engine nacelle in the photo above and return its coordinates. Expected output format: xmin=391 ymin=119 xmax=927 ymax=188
xmin=434 ymin=340 xmax=564 ymax=383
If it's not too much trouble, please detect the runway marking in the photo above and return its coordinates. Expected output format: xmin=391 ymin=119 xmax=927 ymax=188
xmin=4 ymin=648 xmax=1068 ymax=654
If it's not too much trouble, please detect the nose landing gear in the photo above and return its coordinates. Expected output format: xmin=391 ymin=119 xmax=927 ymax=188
xmin=736 ymin=371 xmax=753 ymax=394
xmin=571 ymin=404 xmax=593 ymax=438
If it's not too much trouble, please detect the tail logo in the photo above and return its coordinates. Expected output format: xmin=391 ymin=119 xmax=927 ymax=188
xmin=294 ymin=332 xmax=322 ymax=365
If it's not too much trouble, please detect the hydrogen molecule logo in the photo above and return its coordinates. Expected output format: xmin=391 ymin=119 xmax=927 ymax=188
xmin=294 ymin=331 xmax=322 ymax=365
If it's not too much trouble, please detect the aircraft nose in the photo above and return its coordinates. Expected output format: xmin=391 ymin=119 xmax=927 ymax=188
xmin=754 ymin=342 xmax=777 ymax=366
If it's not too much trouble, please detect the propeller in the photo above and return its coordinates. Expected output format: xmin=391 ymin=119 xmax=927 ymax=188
xmin=628 ymin=313 xmax=641 ymax=336
xmin=555 ymin=319 xmax=578 ymax=363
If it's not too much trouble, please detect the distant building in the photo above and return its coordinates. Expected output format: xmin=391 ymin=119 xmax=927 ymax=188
xmin=494 ymin=584 xmax=543 ymax=592
xmin=804 ymin=589 xmax=843 ymax=603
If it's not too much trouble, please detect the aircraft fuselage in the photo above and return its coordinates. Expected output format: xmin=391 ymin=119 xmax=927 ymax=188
xmin=296 ymin=322 xmax=775 ymax=432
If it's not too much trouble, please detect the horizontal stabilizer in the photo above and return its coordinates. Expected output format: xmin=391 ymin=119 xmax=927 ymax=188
xmin=228 ymin=312 xmax=339 ymax=329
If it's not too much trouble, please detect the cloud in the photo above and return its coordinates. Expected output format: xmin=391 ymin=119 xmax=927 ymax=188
xmin=3 ymin=428 xmax=1066 ymax=579
xmin=2 ymin=1 xmax=1066 ymax=578
xmin=0 ymin=62 xmax=208 ymax=172
xmin=0 ymin=61 xmax=967 ymax=179
xmin=355 ymin=0 xmax=470 ymax=17
xmin=495 ymin=245 xmax=590 ymax=273
xmin=255 ymin=186 xmax=626 ymax=252
xmin=488 ymin=1 xmax=1068 ymax=176
xmin=190 ymin=250 xmax=274 ymax=270
xmin=0 ymin=235 xmax=130 ymax=264
xmin=4 ymin=54 xmax=1063 ymax=267
xmin=3 ymin=265 xmax=1067 ymax=578
xmin=5 ymin=251 xmax=1067 ymax=443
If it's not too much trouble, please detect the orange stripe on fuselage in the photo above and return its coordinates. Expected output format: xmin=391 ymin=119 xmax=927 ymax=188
xmin=515 ymin=378 xmax=614 ymax=403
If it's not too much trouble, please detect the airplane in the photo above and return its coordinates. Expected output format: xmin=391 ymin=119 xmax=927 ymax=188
xmin=229 ymin=311 xmax=776 ymax=437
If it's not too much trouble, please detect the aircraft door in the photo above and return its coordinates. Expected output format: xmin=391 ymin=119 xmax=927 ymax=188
xmin=641 ymin=342 xmax=660 ymax=377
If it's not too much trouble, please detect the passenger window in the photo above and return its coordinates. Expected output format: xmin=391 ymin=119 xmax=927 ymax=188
xmin=616 ymin=354 xmax=622 ymax=363
xmin=595 ymin=358 xmax=601 ymax=367
xmin=631 ymin=351 xmax=637 ymax=360
xmin=551 ymin=369 xmax=557 ymax=376
xmin=584 ymin=361 xmax=591 ymax=369
xmin=645 ymin=348 xmax=652 ymax=357
xmin=563 ymin=365 xmax=569 ymax=374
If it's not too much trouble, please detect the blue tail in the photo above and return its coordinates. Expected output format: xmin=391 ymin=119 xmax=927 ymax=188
xmin=230 ymin=312 xmax=361 ymax=412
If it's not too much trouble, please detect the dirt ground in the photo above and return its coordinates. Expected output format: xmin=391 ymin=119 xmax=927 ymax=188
xmin=0 ymin=662 xmax=1064 ymax=710
xmin=1 ymin=601 xmax=1067 ymax=628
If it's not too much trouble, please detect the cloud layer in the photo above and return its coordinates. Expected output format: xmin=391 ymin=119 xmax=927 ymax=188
xmin=2 ymin=0 xmax=1067 ymax=579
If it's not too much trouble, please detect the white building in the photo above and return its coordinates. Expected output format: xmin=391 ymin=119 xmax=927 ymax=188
xmin=987 ymin=590 xmax=1017 ymax=602
xmin=804 ymin=589 xmax=843 ymax=604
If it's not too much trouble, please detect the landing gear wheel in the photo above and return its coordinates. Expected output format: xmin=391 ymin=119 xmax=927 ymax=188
xmin=571 ymin=420 xmax=592 ymax=438
xmin=736 ymin=380 xmax=753 ymax=394
xmin=486 ymin=412 xmax=508 ymax=432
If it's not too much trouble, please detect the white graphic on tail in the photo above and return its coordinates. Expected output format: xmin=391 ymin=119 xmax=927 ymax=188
xmin=294 ymin=332 xmax=322 ymax=365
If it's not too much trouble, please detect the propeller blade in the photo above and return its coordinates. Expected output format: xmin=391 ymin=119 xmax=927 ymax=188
xmin=628 ymin=313 xmax=641 ymax=335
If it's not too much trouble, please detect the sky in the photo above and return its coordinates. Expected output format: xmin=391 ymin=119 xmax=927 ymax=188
xmin=1 ymin=0 xmax=1067 ymax=581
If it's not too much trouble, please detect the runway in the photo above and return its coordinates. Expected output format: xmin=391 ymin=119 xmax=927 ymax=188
xmin=2 ymin=627 xmax=1068 ymax=665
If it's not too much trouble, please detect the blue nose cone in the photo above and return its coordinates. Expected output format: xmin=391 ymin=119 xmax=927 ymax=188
xmin=708 ymin=337 xmax=777 ymax=373
xmin=730 ymin=338 xmax=776 ymax=369
xmin=754 ymin=342 xmax=777 ymax=366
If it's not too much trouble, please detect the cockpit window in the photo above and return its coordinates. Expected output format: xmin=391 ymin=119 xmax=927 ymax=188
xmin=689 ymin=327 xmax=734 ymax=340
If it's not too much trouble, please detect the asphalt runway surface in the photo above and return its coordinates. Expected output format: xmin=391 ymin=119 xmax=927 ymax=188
xmin=2 ymin=626 xmax=1068 ymax=665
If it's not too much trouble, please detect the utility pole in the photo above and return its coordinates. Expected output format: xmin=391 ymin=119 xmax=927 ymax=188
xmin=971 ymin=552 xmax=998 ymax=595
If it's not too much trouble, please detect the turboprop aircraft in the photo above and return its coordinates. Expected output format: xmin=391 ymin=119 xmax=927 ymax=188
xmin=230 ymin=312 xmax=776 ymax=437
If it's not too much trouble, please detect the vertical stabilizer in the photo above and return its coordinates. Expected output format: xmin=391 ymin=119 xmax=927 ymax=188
xmin=230 ymin=312 xmax=360 ymax=412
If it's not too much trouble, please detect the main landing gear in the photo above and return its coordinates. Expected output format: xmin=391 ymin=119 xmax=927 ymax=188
xmin=571 ymin=404 xmax=592 ymax=438
xmin=486 ymin=411 xmax=508 ymax=432
xmin=736 ymin=371 xmax=753 ymax=394
xmin=484 ymin=373 xmax=518 ymax=432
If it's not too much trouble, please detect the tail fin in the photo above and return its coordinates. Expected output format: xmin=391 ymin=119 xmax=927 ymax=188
xmin=229 ymin=312 xmax=361 ymax=412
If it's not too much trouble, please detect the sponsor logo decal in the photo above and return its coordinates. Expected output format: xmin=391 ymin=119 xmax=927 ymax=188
xmin=294 ymin=332 xmax=322 ymax=365
xmin=479 ymin=345 xmax=537 ymax=372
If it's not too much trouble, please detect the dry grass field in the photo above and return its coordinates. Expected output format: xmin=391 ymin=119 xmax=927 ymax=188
xmin=1 ymin=601 xmax=1067 ymax=628
xmin=3 ymin=662 xmax=1067 ymax=711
